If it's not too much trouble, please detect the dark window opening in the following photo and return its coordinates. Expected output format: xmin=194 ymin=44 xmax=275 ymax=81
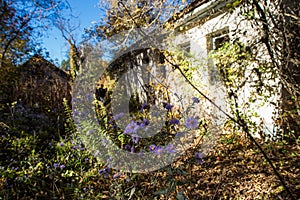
xmin=206 ymin=27 xmax=229 ymax=85
xmin=213 ymin=34 xmax=229 ymax=50
xmin=180 ymin=42 xmax=191 ymax=53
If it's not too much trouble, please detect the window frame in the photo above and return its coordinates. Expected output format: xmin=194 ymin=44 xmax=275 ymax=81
xmin=206 ymin=27 xmax=230 ymax=85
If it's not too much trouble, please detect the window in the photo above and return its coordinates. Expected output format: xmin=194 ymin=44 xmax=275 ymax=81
xmin=177 ymin=41 xmax=191 ymax=65
xmin=206 ymin=27 xmax=229 ymax=84
xmin=180 ymin=41 xmax=191 ymax=54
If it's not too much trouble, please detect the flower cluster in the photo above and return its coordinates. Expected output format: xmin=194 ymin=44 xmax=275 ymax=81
xmin=148 ymin=144 xmax=177 ymax=155
xmin=119 ymin=98 xmax=202 ymax=156
xmin=53 ymin=163 xmax=65 ymax=169
xmin=149 ymin=145 xmax=163 ymax=155
xmin=196 ymin=152 xmax=204 ymax=164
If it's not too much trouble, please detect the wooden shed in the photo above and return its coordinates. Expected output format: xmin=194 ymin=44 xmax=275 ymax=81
xmin=0 ymin=54 xmax=72 ymax=135
xmin=18 ymin=54 xmax=72 ymax=113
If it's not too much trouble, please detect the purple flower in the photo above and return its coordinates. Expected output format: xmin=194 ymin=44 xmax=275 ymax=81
xmin=81 ymin=109 xmax=88 ymax=117
xmin=124 ymin=121 xmax=139 ymax=134
xmin=143 ymin=118 xmax=150 ymax=126
xmin=149 ymin=144 xmax=157 ymax=151
xmin=170 ymin=118 xmax=180 ymax=125
xmin=60 ymin=164 xmax=65 ymax=169
xmin=113 ymin=112 xmax=124 ymax=121
xmin=139 ymin=118 xmax=150 ymax=128
xmin=175 ymin=132 xmax=185 ymax=137
xmin=53 ymin=163 xmax=59 ymax=168
xmin=196 ymin=152 xmax=203 ymax=159
xmin=86 ymin=94 xmax=94 ymax=101
xmin=124 ymin=144 xmax=131 ymax=151
xmin=196 ymin=152 xmax=204 ymax=164
xmin=89 ymin=129 xmax=95 ymax=134
xmin=59 ymin=142 xmax=64 ymax=147
xmin=113 ymin=173 xmax=121 ymax=179
xmin=165 ymin=144 xmax=176 ymax=153
xmin=130 ymin=146 xmax=135 ymax=153
xmin=131 ymin=134 xmax=140 ymax=144
xmin=140 ymin=102 xmax=148 ymax=112
xmin=72 ymin=145 xmax=80 ymax=149
xmin=112 ymin=124 xmax=118 ymax=129
xmin=185 ymin=116 xmax=198 ymax=129
xmin=154 ymin=146 xmax=163 ymax=155
xmin=73 ymin=109 xmax=80 ymax=117
xmin=192 ymin=97 xmax=200 ymax=104
xmin=98 ymin=168 xmax=108 ymax=175
xmin=163 ymin=102 xmax=173 ymax=111
xmin=94 ymin=150 xmax=100 ymax=157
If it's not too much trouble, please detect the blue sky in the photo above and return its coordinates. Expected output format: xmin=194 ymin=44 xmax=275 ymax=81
xmin=42 ymin=0 xmax=102 ymax=65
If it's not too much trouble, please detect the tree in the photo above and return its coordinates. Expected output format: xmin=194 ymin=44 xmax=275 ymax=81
xmin=88 ymin=0 xmax=192 ymax=40
xmin=0 ymin=0 xmax=70 ymax=66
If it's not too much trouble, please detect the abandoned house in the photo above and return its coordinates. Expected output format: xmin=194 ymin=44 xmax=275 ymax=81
xmin=95 ymin=0 xmax=299 ymax=140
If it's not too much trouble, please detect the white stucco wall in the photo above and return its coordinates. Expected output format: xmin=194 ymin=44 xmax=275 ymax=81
xmin=165 ymin=2 xmax=279 ymax=137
